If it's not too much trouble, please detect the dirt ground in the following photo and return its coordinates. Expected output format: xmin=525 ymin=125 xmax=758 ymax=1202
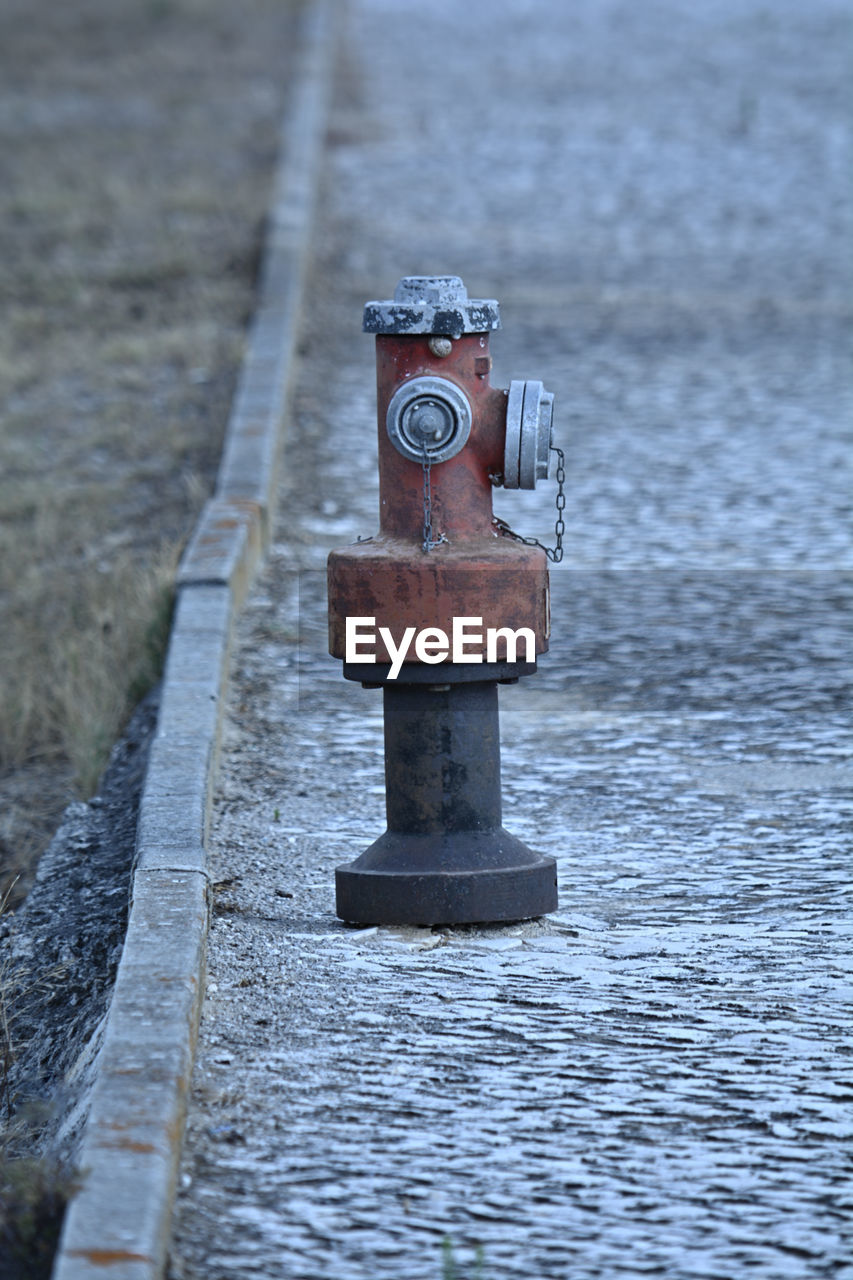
xmin=0 ymin=0 xmax=301 ymax=904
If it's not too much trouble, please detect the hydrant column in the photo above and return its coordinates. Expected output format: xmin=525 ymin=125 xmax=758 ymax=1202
xmin=382 ymin=683 xmax=502 ymax=835
xmin=328 ymin=276 xmax=559 ymax=926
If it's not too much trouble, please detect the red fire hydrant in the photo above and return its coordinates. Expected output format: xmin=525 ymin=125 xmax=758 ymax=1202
xmin=328 ymin=276 xmax=559 ymax=925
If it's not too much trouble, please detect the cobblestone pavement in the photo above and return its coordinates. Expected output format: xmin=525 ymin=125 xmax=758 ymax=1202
xmin=168 ymin=0 xmax=851 ymax=1276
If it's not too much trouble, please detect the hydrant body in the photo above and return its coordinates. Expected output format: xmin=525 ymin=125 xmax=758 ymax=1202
xmin=328 ymin=277 xmax=558 ymax=925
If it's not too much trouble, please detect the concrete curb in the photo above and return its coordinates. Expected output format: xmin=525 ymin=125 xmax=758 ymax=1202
xmin=51 ymin=4 xmax=335 ymax=1276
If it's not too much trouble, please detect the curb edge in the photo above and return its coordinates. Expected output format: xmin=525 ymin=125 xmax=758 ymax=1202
xmin=50 ymin=4 xmax=335 ymax=1276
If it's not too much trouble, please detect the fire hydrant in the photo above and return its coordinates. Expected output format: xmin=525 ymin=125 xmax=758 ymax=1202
xmin=328 ymin=275 xmax=559 ymax=925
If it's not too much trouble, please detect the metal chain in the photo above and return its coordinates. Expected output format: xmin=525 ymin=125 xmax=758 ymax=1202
xmin=492 ymin=445 xmax=565 ymax=563
xmin=421 ymin=443 xmax=446 ymax=553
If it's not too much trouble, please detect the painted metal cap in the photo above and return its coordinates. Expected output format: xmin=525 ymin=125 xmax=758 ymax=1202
xmin=363 ymin=275 xmax=501 ymax=338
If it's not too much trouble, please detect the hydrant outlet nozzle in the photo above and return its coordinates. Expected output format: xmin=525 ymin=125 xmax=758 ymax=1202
xmin=386 ymin=375 xmax=473 ymax=465
xmin=504 ymin=380 xmax=555 ymax=489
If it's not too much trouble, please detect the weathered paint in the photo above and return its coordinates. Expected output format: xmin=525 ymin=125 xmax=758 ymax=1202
xmin=327 ymin=326 xmax=550 ymax=666
xmin=328 ymin=540 xmax=549 ymax=662
xmin=67 ymin=1250 xmax=153 ymax=1265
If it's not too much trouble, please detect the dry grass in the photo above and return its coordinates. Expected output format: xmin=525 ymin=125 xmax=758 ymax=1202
xmin=0 ymin=546 xmax=177 ymax=795
xmin=0 ymin=0 xmax=301 ymax=1266
xmin=0 ymin=0 xmax=301 ymax=902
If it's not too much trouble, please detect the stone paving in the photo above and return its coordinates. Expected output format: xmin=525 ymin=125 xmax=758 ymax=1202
xmin=168 ymin=0 xmax=851 ymax=1276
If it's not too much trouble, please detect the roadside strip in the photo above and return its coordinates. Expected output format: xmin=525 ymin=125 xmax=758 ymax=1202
xmin=51 ymin=5 xmax=335 ymax=1276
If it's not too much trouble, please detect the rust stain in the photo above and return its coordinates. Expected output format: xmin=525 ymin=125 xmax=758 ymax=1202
xmin=166 ymin=1112 xmax=184 ymax=1147
xmin=374 ymin=333 xmax=505 ymax=539
xmin=99 ymin=1136 xmax=158 ymax=1153
xmin=329 ymin=326 xmax=550 ymax=666
xmin=68 ymin=1249 xmax=153 ymax=1265
xmin=328 ymin=540 xmax=548 ymax=662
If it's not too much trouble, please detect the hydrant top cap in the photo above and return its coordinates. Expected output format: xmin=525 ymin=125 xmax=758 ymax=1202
xmin=363 ymin=275 xmax=501 ymax=339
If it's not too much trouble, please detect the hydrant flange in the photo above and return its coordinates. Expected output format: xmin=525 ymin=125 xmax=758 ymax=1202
xmin=363 ymin=274 xmax=501 ymax=339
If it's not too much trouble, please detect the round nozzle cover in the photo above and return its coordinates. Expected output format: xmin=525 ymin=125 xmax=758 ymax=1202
xmin=386 ymin=375 xmax=472 ymax=464
xmin=504 ymin=380 xmax=554 ymax=489
xmin=363 ymin=275 xmax=501 ymax=338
